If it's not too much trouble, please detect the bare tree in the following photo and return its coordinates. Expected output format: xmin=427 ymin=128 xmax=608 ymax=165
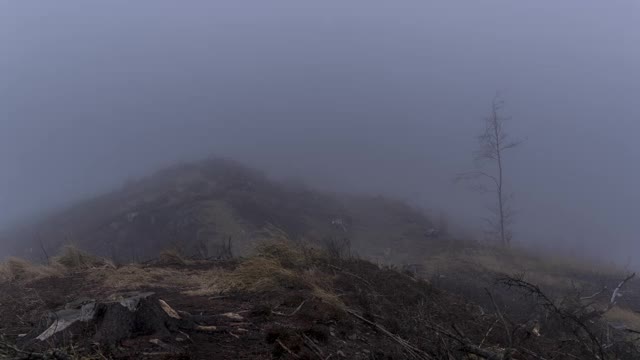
xmin=457 ymin=96 xmax=521 ymax=247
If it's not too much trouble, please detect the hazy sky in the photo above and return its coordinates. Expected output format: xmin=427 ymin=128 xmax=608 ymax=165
xmin=1 ymin=1 xmax=638 ymax=262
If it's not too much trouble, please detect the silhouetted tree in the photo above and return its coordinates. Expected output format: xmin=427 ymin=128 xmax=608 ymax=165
xmin=458 ymin=96 xmax=521 ymax=246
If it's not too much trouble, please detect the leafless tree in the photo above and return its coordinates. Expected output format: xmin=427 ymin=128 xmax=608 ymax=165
xmin=457 ymin=95 xmax=521 ymax=247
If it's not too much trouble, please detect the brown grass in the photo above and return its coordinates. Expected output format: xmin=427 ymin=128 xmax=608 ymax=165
xmin=89 ymin=239 xmax=342 ymax=308
xmin=237 ymin=240 xmax=344 ymax=307
xmin=0 ymin=257 xmax=62 ymax=282
xmin=228 ymin=256 xmax=299 ymax=292
xmin=0 ymin=245 xmax=113 ymax=284
xmin=53 ymin=245 xmax=115 ymax=270
xmin=422 ymin=245 xmax=624 ymax=290
xmin=604 ymin=307 xmax=640 ymax=332
xmin=157 ymin=249 xmax=192 ymax=266
xmin=0 ymin=240 xmax=339 ymax=312
xmin=187 ymin=241 xmax=336 ymax=301
xmin=89 ymin=264 xmax=233 ymax=295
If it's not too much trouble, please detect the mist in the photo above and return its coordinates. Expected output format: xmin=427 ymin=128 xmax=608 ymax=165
xmin=1 ymin=1 xmax=638 ymax=263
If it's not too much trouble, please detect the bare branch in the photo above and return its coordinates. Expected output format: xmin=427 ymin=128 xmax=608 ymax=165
xmin=455 ymin=171 xmax=499 ymax=187
xmin=485 ymin=288 xmax=512 ymax=347
xmin=609 ymin=273 xmax=636 ymax=307
xmin=498 ymin=276 xmax=606 ymax=360
xmin=501 ymin=139 xmax=523 ymax=151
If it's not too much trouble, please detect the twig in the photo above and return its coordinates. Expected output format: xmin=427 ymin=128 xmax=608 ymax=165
xmin=519 ymin=347 xmax=549 ymax=360
xmin=273 ymin=301 xmax=306 ymax=317
xmin=485 ymin=288 xmax=512 ymax=346
xmin=461 ymin=344 xmax=508 ymax=360
xmin=498 ymin=276 xmax=605 ymax=360
xmin=276 ymin=339 xmax=300 ymax=359
xmin=420 ymin=322 xmax=509 ymax=360
xmin=580 ymin=287 xmax=607 ymax=301
xmin=609 ymin=273 xmax=635 ymax=306
xmin=479 ymin=319 xmax=499 ymax=348
xmin=178 ymin=330 xmax=194 ymax=344
xmin=346 ymin=309 xmax=432 ymax=360
xmin=0 ymin=337 xmax=61 ymax=360
xmin=303 ymin=334 xmax=325 ymax=359
xmin=142 ymin=352 xmax=174 ymax=357
xmin=328 ymin=265 xmax=373 ymax=287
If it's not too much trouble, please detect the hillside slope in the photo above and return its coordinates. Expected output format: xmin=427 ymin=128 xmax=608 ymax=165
xmin=1 ymin=158 xmax=439 ymax=264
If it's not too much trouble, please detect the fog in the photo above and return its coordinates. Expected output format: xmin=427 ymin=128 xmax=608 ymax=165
xmin=1 ymin=1 xmax=638 ymax=263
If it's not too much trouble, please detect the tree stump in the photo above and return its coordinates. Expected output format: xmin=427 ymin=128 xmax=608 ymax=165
xmin=24 ymin=292 xmax=192 ymax=348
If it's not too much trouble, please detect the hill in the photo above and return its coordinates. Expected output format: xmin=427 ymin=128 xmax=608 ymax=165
xmin=1 ymin=158 xmax=439 ymax=265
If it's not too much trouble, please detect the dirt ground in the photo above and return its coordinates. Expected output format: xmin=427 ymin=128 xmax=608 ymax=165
xmin=2 ymin=245 xmax=639 ymax=360
xmin=0 ymin=259 xmax=439 ymax=359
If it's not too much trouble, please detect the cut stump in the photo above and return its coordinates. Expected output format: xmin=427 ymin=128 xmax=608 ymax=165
xmin=24 ymin=292 xmax=193 ymax=348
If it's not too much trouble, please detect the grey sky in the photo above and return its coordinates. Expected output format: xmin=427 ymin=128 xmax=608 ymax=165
xmin=1 ymin=1 xmax=638 ymax=262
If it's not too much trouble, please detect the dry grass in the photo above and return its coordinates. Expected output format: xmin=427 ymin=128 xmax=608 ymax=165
xmin=244 ymin=240 xmax=344 ymax=307
xmin=228 ymin=256 xmax=299 ymax=292
xmin=89 ymin=240 xmax=338 ymax=302
xmin=604 ymin=307 xmax=640 ymax=332
xmin=53 ymin=245 xmax=115 ymax=270
xmin=253 ymin=239 xmax=312 ymax=267
xmin=422 ymin=245 xmax=624 ymax=290
xmin=157 ymin=249 xmax=192 ymax=266
xmin=0 ymin=257 xmax=62 ymax=282
xmin=0 ymin=245 xmax=114 ymax=284
xmin=185 ymin=240 xmax=343 ymax=307
xmin=90 ymin=264 xmax=233 ymax=296
xmin=0 ymin=240 xmax=343 ymax=312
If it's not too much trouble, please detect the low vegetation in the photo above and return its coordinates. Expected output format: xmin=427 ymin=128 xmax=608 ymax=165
xmin=1 ymin=239 xmax=639 ymax=359
xmin=0 ymin=245 xmax=115 ymax=283
xmin=423 ymin=243 xmax=624 ymax=291
xmin=0 ymin=257 xmax=61 ymax=283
